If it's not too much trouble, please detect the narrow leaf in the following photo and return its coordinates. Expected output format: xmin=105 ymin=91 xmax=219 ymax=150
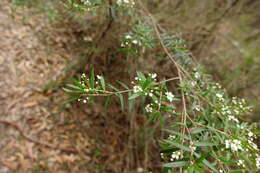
xmin=163 ymin=161 xmax=188 ymax=168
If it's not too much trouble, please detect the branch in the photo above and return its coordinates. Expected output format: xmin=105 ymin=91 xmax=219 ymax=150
xmin=0 ymin=120 xmax=77 ymax=153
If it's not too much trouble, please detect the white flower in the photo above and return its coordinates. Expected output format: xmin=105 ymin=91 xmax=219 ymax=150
xmin=194 ymin=105 xmax=201 ymax=111
xmin=133 ymin=86 xmax=143 ymax=93
xmin=190 ymin=146 xmax=197 ymax=152
xmin=165 ymin=92 xmax=174 ymax=102
xmin=132 ymin=40 xmax=138 ymax=44
xmin=145 ymin=104 xmax=153 ymax=113
xmin=237 ymin=160 xmax=245 ymax=168
xmin=216 ymin=93 xmax=223 ymax=98
xmin=81 ymin=73 xmax=86 ymax=78
xmin=96 ymin=75 xmax=102 ymax=80
xmin=125 ymin=34 xmax=132 ymax=39
xmin=194 ymin=72 xmax=200 ymax=79
xmin=228 ymin=115 xmax=239 ymax=123
xmin=225 ymin=139 xmax=243 ymax=151
xmin=248 ymin=132 xmax=254 ymax=137
xmin=83 ymin=99 xmax=87 ymax=103
xmin=168 ymin=135 xmax=176 ymax=140
xmin=160 ymin=153 xmax=164 ymax=159
xmin=149 ymin=73 xmax=157 ymax=79
xmin=117 ymin=0 xmax=135 ymax=7
xmin=170 ymin=151 xmax=181 ymax=161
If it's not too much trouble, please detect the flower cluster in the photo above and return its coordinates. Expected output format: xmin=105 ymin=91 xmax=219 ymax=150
xmin=225 ymin=139 xmax=242 ymax=151
xmin=145 ymin=104 xmax=153 ymax=113
xmin=117 ymin=0 xmax=135 ymax=7
xmin=170 ymin=151 xmax=181 ymax=161
xmin=237 ymin=160 xmax=245 ymax=168
xmin=81 ymin=0 xmax=92 ymax=6
xmin=165 ymin=92 xmax=174 ymax=102
xmin=168 ymin=135 xmax=176 ymax=140
xmin=133 ymin=85 xmax=143 ymax=93
xmin=121 ymin=34 xmax=142 ymax=47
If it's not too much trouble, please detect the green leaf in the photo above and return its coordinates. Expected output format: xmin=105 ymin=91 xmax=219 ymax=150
xmin=62 ymin=96 xmax=79 ymax=104
xmin=194 ymin=153 xmax=218 ymax=173
xmin=163 ymin=161 xmax=188 ymax=168
xmin=116 ymin=93 xmax=124 ymax=111
xmin=165 ymin=140 xmax=191 ymax=152
xmin=117 ymin=81 xmax=129 ymax=89
xmin=145 ymin=112 xmax=160 ymax=124
xmin=137 ymin=71 xmax=146 ymax=81
xmin=194 ymin=141 xmax=216 ymax=147
xmin=100 ymin=76 xmax=106 ymax=90
xmin=90 ymin=69 xmax=95 ymax=88
xmin=128 ymin=92 xmax=135 ymax=114
xmin=228 ymin=170 xmax=243 ymax=173
xmin=66 ymin=84 xmax=82 ymax=90
xmin=63 ymin=88 xmax=84 ymax=94
xmin=251 ymin=129 xmax=260 ymax=134
xmin=202 ymin=160 xmax=218 ymax=173
xmin=193 ymin=165 xmax=205 ymax=173
xmin=195 ymin=152 xmax=210 ymax=164
xmin=129 ymin=92 xmax=142 ymax=100
xmin=191 ymin=127 xmax=206 ymax=134
xmin=108 ymin=84 xmax=119 ymax=91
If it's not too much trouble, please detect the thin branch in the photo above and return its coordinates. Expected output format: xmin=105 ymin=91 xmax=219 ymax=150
xmin=0 ymin=120 xmax=77 ymax=153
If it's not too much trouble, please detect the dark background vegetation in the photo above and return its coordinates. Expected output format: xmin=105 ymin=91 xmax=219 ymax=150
xmin=0 ymin=0 xmax=259 ymax=173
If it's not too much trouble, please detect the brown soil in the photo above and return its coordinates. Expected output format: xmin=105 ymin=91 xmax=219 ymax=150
xmin=0 ymin=1 xmax=94 ymax=172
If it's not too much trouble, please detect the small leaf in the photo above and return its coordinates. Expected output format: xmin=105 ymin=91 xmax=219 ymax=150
xmin=228 ymin=170 xmax=243 ymax=173
xmin=63 ymin=88 xmax=84 ymax=94
xmin=117 ymin=81 xmax=129 ymax=89
xmin=165 ymin=140 xmax=191 ymax=152
xmin=137 ymin=71 xmax=146 ymax=81
xmin=100 ymin=76 xmax=106 ymax=90
xmin=191 ymin=127 xmax=206 ymax=134
xmin=194 ymin=141 xmax=216 ymax=147
xmin=129 ymin=92 xmax=142 ymax=100
xmin=116 ymin=93 xmax=124 ymax=111
xmin=90 ymin=69 xmax=95 ymax=88
xmin=66 ymin=84 xmax=82 ymax=90
xmin=108 ymin=84 xmax=119 ymax=91
xmin=163 ymin=161 xmax=188 ymax=168
xmin=128 ymin=92 xmax=135 ymax=114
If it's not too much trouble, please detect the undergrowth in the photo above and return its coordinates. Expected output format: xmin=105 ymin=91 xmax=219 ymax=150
xmin=62 ymin=1 xmax=260 ymax=173
xmin=11 ymin=0 xmax=260 ymax=172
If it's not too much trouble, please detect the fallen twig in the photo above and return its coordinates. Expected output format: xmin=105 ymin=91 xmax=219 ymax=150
xmin=0 ymin=120 xmax=77 ymax=153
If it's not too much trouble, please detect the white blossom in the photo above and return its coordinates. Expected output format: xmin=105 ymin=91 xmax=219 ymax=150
xmin=194 ymin=72 xmax=200 ymax=79
xmin=165 ymin=92 xmax=174 ymax=102
xmin=170 ymin=151 xmax=181 ymax=161
xmin=97 ymin=75 xmax=102 ymax=80
xmin=225 ymin=139 xmax=242 ymax=151
xmin=133 ymin=86 xmax=143 ymax=93
xmin=237 ymin=160 xmax=245 ymax=168
xmin=248 ymin=132 xmax=254 ymax=137
xmin=145 ymin=104 xmax=153 ymax=113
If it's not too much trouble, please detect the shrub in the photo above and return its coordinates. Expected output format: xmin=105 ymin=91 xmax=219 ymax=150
xmin=63 ymin=0 xmax=260 ymax=172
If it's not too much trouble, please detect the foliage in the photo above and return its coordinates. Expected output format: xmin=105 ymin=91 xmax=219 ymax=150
xmin=61 ymin=0 xmax=260 ymax=172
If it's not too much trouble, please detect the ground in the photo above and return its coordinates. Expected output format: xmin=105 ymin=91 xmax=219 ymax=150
xmin=0 ymin=1 xmax=93 ymax=172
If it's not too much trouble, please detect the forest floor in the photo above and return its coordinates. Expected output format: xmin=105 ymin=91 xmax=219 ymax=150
xmin=0 ymin=1 xmax=95 ymax=172
xmin=0 ymin=1 xmax=259 ymax=173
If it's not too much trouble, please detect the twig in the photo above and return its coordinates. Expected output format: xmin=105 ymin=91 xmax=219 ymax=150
xmin=0 ymin=120 xmax=77 ymax=153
